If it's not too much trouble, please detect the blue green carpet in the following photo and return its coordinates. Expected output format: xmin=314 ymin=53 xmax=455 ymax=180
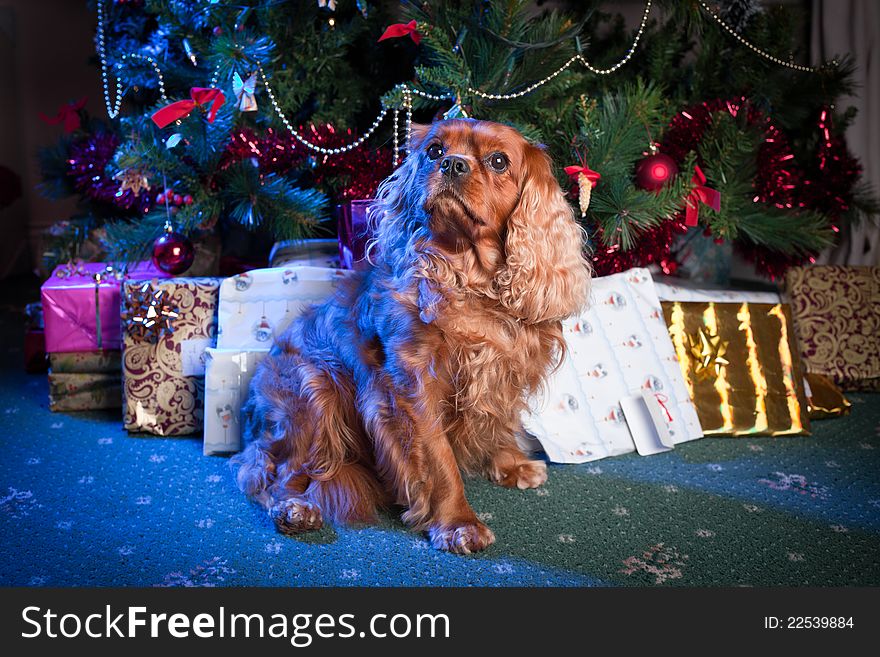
xmin=1 ymin=305 xmax=879 ymax=587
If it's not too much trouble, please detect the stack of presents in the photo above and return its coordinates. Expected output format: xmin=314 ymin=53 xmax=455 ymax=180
xmin=36 ymin=201 xmax=876 ymax=463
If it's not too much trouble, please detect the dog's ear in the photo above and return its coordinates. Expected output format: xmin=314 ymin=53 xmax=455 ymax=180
xmin=407 ymin=123 xmax=431 ymax=152
xmin=494 ymin=143 xmax=591 ymax=324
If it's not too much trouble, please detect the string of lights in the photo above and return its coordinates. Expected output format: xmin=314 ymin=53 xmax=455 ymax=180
xmin=97 ymin=0 xmax=836 ymax=159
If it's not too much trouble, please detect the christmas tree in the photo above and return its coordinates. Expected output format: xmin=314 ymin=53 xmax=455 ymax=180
xmin=38 ymin=0 xmax=402 ymax=273
xmin=38 ymin=0 xmax=876 ymax=280
xmin=386 ymin=0 xmax=875 ymax=277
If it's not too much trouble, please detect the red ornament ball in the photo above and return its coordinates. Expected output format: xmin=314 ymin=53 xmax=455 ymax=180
xmin=635 ymin=152 xmax=678 ymax=191
xmin=151 ymin=230 xmax=195 ymax=275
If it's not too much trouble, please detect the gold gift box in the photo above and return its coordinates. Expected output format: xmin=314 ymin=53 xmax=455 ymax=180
xmin=662 ymin=301 xmax=811 ymax=436
xmin=49 ymin=350 xmax=122 ymax=374
xmin=805 ymin=372 xmax=851 ymax=420
xmin=49 ymin=372 xmax=121 ymax=412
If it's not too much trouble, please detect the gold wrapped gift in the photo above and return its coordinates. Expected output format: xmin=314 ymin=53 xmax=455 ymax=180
xmin=49 ymin=350 xmax=122 ymax=374
xmin=805 ymin=372 xmax=851 ymax=420
xmin=49 ymin=372 xmax=121 ymax=412
xmin=662 ymin=301 xmax=811 ymax=436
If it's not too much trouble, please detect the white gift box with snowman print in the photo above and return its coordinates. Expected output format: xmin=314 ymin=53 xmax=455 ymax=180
xmin=203 ymin=348 xmax=270 ymax=455
xmin=216 ymin=266 xmax=355 ymax=351
xmin=522 ymin=267 xmax=704 ymax=463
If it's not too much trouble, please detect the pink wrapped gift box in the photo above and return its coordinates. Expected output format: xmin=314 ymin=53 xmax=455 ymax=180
xmin=41 ymin=261 xmax=171 ymax=353
xmin=336 ymin=199 xmax=372 ymax=269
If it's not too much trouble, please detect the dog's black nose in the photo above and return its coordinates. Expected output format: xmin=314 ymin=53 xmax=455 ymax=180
xmin=439 ymin=155 xmax=470 ymax=178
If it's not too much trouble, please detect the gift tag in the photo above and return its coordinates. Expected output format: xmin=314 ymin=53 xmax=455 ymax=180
xmin=620 ymin=393 xmax=674 ymax=456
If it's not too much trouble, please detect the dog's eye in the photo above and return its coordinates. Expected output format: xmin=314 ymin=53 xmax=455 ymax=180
xmin=426 ymin=143 xmax=444 ymax=161
xmin=488 ymin=152 xmax=508 ymax=173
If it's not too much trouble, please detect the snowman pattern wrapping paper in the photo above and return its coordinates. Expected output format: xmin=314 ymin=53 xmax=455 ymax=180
xmin=522 ymin=268 xmax=703 ymax=463
xmin=216 ymin=266 xmax=354 ymax=351
xmin=203 ymin=349 xmax=269 ymax=455
xmin=208 ymin=266 xmax=354 ymax=454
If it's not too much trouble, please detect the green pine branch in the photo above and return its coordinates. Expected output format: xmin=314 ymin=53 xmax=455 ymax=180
xmin=694 ymin=109 xmax=833 ymax=254
xmin=220 ymin=160 xmax=328 ymax=241
xmin=102 ymin=209 xmax=170 ymax=264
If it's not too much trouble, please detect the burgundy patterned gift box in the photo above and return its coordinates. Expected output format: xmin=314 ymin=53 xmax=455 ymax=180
xmin=122 ymin=278 xmax=221 ymax=436
xmin=784 ymin=265 xmax=880 ymax=391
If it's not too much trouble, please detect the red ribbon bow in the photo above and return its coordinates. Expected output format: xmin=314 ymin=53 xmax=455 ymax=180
xmin=378 ymin=20 xmax=421 ymax=45
xmin=685 ymin=165 xmax=720 ymax=226
xmin=40 ymin=97 xmax=87 ymax=133
xmin=564 ymin=165 xmax=602 ymax=186
xmin=151 ymin=87 xmax=226 ymax=129
xmin=653 ymin=393 xmax=673 ymax=423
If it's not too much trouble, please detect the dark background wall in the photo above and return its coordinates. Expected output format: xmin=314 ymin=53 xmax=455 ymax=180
xmin=1 ymin=0 xmax=103 ymax=278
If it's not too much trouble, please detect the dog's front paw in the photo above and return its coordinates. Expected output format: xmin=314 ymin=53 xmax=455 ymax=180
xmin=428 ymin=521 xmax=495 ymax=554
xmin=269 ymin=498 xmax=323 ymax=535
xmin=513 ymin=459 xmax=547 ymax=489
xmin=493 ymin=459 xmax=547 ymax=490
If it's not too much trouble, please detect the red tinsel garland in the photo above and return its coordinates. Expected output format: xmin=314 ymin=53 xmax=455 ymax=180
xmin=66 ymin=131 xmax=153 ymax=213
xmin=65 ymin=103 xmax=858 ymax=281
xmin=590 ymin=221 xmax=689 ymax=277
xmin=223 ymin=124 xmax=392 ymax=200
xmin=65 ymin=124 xmax=392 ymax=218
xmin=660 ymin=98 xmax=859 ymax=279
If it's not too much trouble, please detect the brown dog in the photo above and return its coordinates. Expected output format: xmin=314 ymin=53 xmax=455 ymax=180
xmin=233 ymin=119 xmax=590 ymax=553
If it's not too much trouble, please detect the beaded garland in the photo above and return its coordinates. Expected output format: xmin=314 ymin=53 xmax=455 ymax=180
xmin=97 ymin=0 xmax=836 ymax=164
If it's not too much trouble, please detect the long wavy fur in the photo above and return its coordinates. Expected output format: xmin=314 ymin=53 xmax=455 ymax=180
xmin=232 ymin=119 xmax=590 ymax=552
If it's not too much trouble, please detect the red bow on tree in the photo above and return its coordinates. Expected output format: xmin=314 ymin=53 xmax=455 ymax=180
xmin=378 ymin=20 xmax=421 ymax=45
xmin=40 ymin=97 xmax=87 ymax=133
xmin=151 ymin=87 xmax=226 ymax=129
xmin=564 ymin=164 xmax=601 ymax=217
xmin=564 ymin=164 xmax=601 ymax=186
xmin=684 ymin=165 xmax=720 ymax=226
